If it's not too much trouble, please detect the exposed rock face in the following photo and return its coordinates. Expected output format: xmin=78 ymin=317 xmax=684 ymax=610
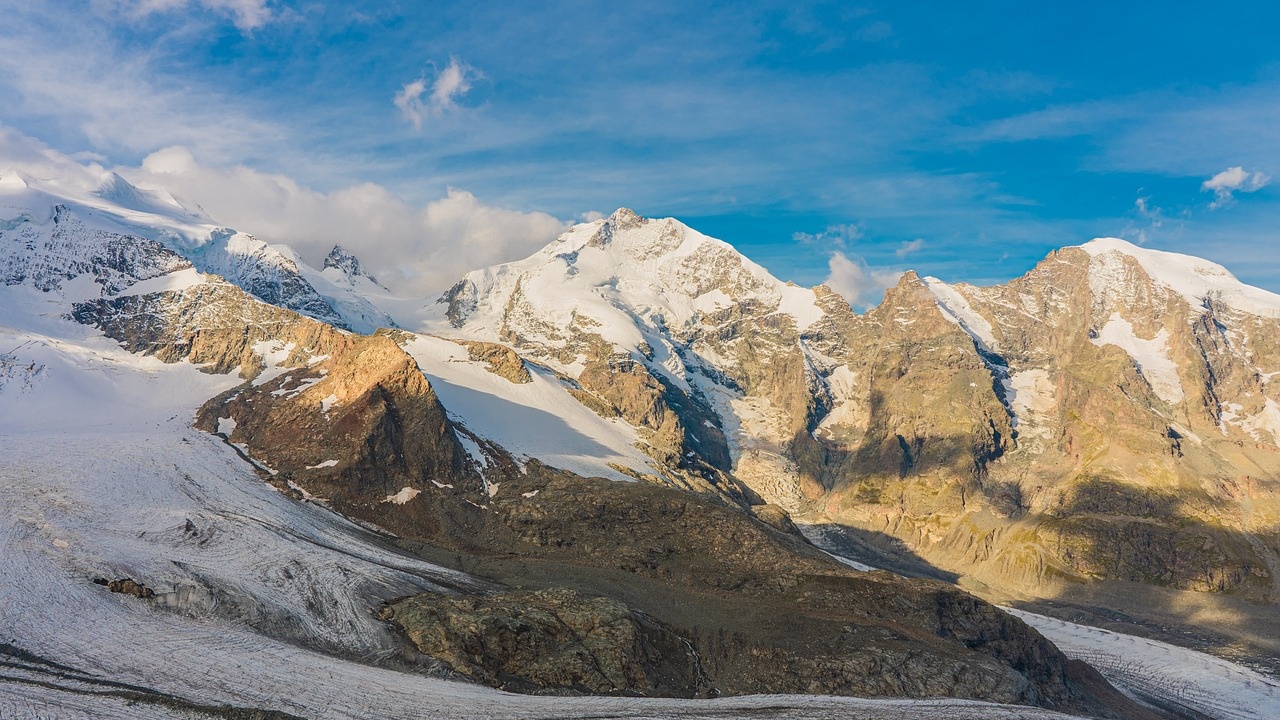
xmin=194 ymin=328 xmax=480 ymax=504
xmin=457 ymin=339 xmax=532 ymax=383
xmin=381 ymin=588 xmax=710 ymax=696
xmin=429 ymin=209 xmax=833 ymax=508
xmin=71 ymin=279 xmax=339 ymax=376
xmin=95 ymin=577 xmax=156 ymax=599
xmin=804 ymin=242 xmax=1280 ymax=604
xmin=1 ymin=205 xmax=191 ymax=294
xmin=188 ymin=229 xmax=348 ymax=329
xmin=69 ymin=270 xmax=480 ymax=504
xmin=366 ymin=470 xmax=1151 ymax=717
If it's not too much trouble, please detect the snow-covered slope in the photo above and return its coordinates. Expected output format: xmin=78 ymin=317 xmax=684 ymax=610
xmin=0 ymin=277 xmax=1097 ymax=720
xmin=430 ymin=208 xmax=824 ymax=358
xmin=0 ymin=167 xmax=394 ymax=332
xmin=402 ymin=334 xmax=658 ymax=481
xmin=1005 ymin=608 xmax=1280 ymax=720
xmin=408 ymin=208 xmax=845 ymax=509
xmin=1082 ymin=237 xmax=1280 ymax=319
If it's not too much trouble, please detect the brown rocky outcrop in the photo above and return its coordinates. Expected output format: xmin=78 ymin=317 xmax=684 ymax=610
xmin=194 ymin=328 xmax=480 ymax=504
xmin=803 ymin=247 xmax=1280 ymax=604
xmin=457 ymin=340 xmax=532 ymax=383
xmin=381 ymin=588 xmax=710 ymax=696
xmin=95 ymin=577 xmax=156 ymax=599
xmin=365 ymin=468 xmax=1154 ymax=718
xmin=73 ymin=278 xmax=480 ymax=502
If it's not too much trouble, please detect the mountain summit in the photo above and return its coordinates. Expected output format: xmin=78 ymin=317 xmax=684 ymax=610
xmin=324 ymin=243 xmax=388 ymax=290
xmin=1 ymin=186 xmax=1276 ymax=718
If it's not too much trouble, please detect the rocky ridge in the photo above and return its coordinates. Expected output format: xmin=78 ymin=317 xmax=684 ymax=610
xmin=3 ymin=200 xmax=1157 ymax=717
xmin=415 ymin=211 xmax=1280 ymax=668
xmin=4 ymin=183 xmax=1267 ymax=714
xmin=0 ymin=171 xmax=393 ymax=332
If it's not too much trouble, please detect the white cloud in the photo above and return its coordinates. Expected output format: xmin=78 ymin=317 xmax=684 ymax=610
xmin=793 ymin=223 xmax=861 ymax=249
xmin=0 ymin=126 xmax=567 ymax=297
xmin=823 ymin=251 xmax=901 ymax=310
xmin=1202 ymin=166 xmax=1270 ymax=209
xmin=120 ymin=0 xmax=275 ymax=31
xmin=123 ymin=145 xmax=565 ymax=295
xmin=0 ymin=5 xmax=285 ymax=163
xmin=0 ymin=125 xmax=112 ymax=194
xmin=395 ymin=58 xmax=476 ymax=130
xmin=895 ymin=237 xmax=924 ymax=258
xmin=1121 ymin=195 xmax=1166 ymax=245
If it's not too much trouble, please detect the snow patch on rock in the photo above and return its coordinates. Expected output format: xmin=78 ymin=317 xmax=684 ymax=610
xmin=922 ymin=277 xmax=998 ymax=353
xmin=383 ymin=487 xmax=420 ymax=505
xmin=1090 ymin=313 xmax=1184 ymax=404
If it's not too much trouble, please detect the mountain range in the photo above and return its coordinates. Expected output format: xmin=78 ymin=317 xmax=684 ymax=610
xmin=1 ymin=166 xmax=1277 ymax=720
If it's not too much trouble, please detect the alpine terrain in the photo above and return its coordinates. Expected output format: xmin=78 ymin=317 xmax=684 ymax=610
xmin=1 ymin=165 xmax=1277 ymax=720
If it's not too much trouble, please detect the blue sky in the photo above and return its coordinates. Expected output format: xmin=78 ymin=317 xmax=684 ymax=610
xmin=2 ymin=1 xmax=1279 ymax=301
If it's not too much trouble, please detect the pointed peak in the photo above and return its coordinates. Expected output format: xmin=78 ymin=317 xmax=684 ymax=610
xmin=896 ymin=269 xmax=923 ymax=286
xmin=870 ymin=270 xmax=934 ymax=310
xmin=587 ymin=207 xmax=649 ymax=248
xmin=94 ymin=172 xmax=145 ymax=206
xmin=607 ymin=207 xmax=644 ymax=228
xmin=324 ymin=244 xmax=358 ymax=268
xmin=323 ymin=244 xmax=384 ymax=288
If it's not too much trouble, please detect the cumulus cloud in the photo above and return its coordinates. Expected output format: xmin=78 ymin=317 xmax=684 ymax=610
xmin=823 ymin=251 xmax=901 ymax=310
xmin=895 ymin=237 xmax=924 ymax=258
xmin=0 ymin=128 xmax=565 ymax=297
xmin=1202 ymin=166 xmax=1270 ymax=209
xmin=395 ymin=58 xmax=476 ymax=130
xmin=792 ymin=223 xmax=861 ymax=249
xmin=124 ymin=146 xmax=565 ymax=295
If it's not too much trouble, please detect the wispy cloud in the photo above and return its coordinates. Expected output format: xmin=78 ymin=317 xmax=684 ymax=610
xmin=0 ymin=3 xmax=285 ymax=163
xmin=1202 ymin=166 xmax=1269 ymax=209
xmin=895 ymin=237 xmax=924 ymax=258
xmin=1119 ymin=195 xmax=1167 ymax=244
xmin=792 ymin=223 xmax=861 ymax=249
xmin=111 ymin=0 xmax=276 ymax=31
xmin=395 ymin=58 xmax=477 ymax=131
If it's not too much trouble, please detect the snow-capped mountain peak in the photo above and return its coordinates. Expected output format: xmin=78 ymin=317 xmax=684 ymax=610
xmin=323 ymin=243 xmax=387 ymax=290
xmin=435 ymin=208 xmax=825 ymax=355
xmin=0 ymin=160 xmax=405 ymax=332
xmin=94 ymin=171 xmax=195 ymax=220
xmin=1079 ymin=236 xmax=1280 ymax=318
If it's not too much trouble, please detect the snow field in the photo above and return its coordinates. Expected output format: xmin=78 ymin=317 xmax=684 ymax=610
xmin=403 ymin=333 xmax=657 ymax=481
xmin=1005 ymin=608 xmax=1280 ymax=720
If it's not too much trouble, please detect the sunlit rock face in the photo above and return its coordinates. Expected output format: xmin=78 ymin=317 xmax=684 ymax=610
xmin=435 ymin=215 xmax=1280 ymax=604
